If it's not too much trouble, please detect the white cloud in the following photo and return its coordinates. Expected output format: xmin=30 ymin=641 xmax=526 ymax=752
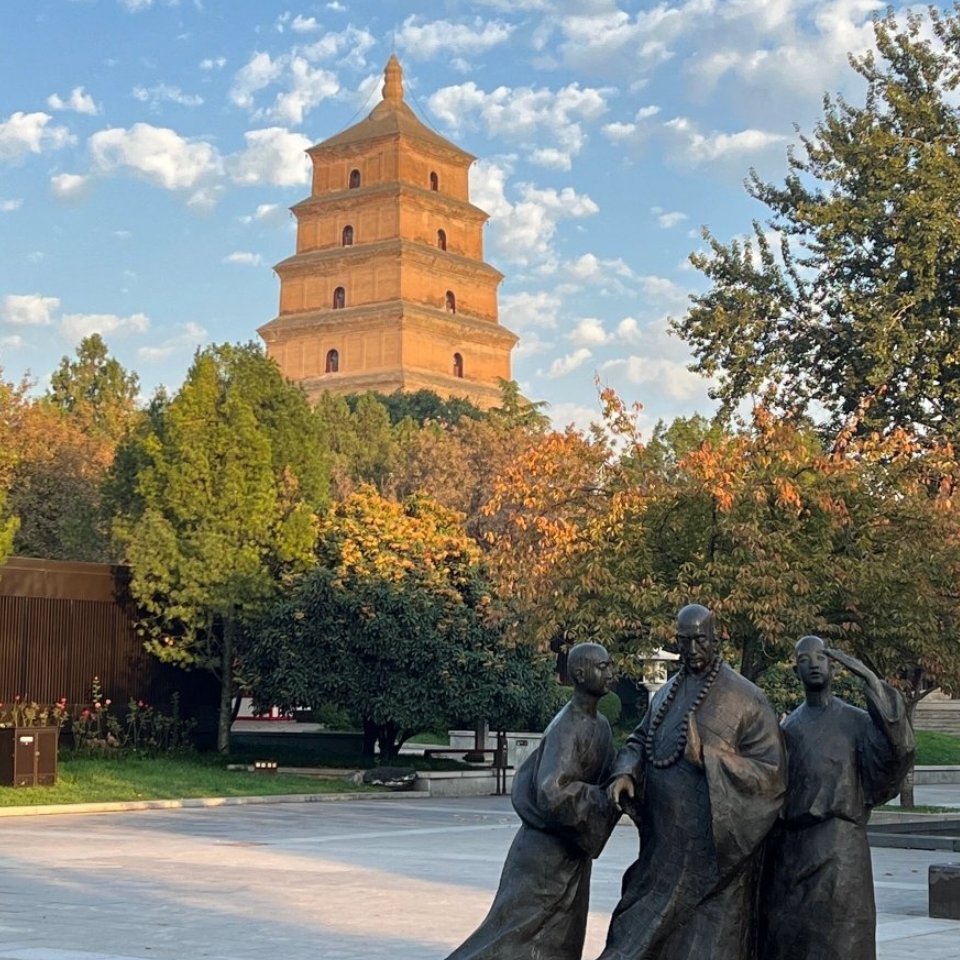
xmin=638 ymin=274 xmax=690 ymax=304
xmin=231 ymin=52 xmax=338 ymax=125
xmin=133 ymin=84 xmax=204 ymax=108
xmin=0 ymin=112 xmax=75 ymax=162
xmin=230 ymin=127 xmax=311 ymax=186
xmin=512 ymin=329 xmax=554 ymax=360
xmin=60 ymin=310 xmax=150 ymax=342
xmin=186 ymin=185 xmax=225 ymax=210
xmin=137 ymin=320 xmax=206 ymax=361
xmin=471 ymin=161 xmax=599 ymax=268
xmin=240 ymin=202 xmax=289 ymax=226
xmin=395 ymin=16 xmax=515 ymax=60
xmin=500 ymin=289 xmax=562 ymax=329
xmin=655 ymin=209 xmax=687 ymax=228
xmin=1 ymin=294 xmax=60 ymax=326
xmin=118 ymin=0 xmax=155 ymax=9
xmin=299 ymin=25 xmax=376 ymax=66
xmin=547 ymin=399 xmax=609 ymax=434
xmin=472 ymin=0 xmax=550 ymax=9
xmin=601 ymin=355 xmax=707 ymax=401
xmin=230 ymin=52 xmax=283 ymax=111
xmin=0 ymin=199 xmax=22 ymax=212
xmin=556 ymin=253 xmax=636 ymax=294
xmin=326 ymin=1 xmax=345 ymax=9
xmin=663 ymin=116 xmax=788 ymax=164
xmin=47 ymin=86 xmax=99 ymax=115
xmin=230 ymin=26 xmax=375 ymax=123
xmin=430 ymin=81 xmax=610 ymax=168
xmin=569 ymin=317 xmax=611 ymax=346
xmin=0 ymin=335 xmax=24 ymax=350
xmin=223 ymin=251 xmax=262 ymax=266
xmin=199 ymin=56 xmax=227 ymax=71
xmin=291 ymin=15 xmax=322 ymax=33
xmin=544 ymin=347 xmax=593 ymax=379
xmin=50 ymin=173 xmax=92 ymax=201
xmin=89 ymin=123 xmax=223 ymax=190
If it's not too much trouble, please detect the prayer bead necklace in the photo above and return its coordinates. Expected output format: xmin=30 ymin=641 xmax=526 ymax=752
xmin=644 ymin=656 xmax=722 ymax=769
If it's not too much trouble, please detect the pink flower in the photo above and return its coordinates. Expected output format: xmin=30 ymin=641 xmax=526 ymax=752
xmin=94 ymin=702 xmax=101 ymax=710
xmin=105 ymin=699 xmax=112 ymax=707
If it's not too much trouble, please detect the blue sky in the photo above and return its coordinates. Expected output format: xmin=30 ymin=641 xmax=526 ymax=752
xmin=0 ymin=0 xmax=914 ymax=433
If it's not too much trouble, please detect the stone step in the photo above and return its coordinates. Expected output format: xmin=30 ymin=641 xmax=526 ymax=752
xmin=914 ymin=703 xmax=960 ymax=736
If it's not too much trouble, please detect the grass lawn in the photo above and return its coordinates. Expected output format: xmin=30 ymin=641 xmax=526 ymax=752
xmin=0 ymin=754 xmax=371 ymax=807
xmin=915 ymin=729 xmax=960 ymax=765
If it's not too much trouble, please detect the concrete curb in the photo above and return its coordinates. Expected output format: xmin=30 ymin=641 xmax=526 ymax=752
xmin=0 ymin=789 xmax=431 ymax=818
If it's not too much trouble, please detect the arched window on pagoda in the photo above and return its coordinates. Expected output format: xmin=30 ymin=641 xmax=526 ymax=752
xmin=437 ymin=229 xmax=447 ymax=251
xmin=430 ymin=171 xmax=439 ymax=191
xmin=333 ymin=287 xmax=346 ymax=309
xmin=342 ymin=225 xmax=354 ymax=246
xmin=325 ymin=349 xmax=340 ymax=374
xmin=349 ymin=169 xmax=361 ymax=189
xmin=445 ymin=290 xmax=456 ymax=314
xmin=453 ymin=352 xmax=464 ymax=378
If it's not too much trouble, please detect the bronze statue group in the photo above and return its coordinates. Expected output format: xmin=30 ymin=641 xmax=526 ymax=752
xmin=442 ymin=604 xmax=915 ymax=960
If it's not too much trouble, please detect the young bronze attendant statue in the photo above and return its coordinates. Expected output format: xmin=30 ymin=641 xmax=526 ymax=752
xmin=442 ymin=642 xmax=621 ymax=960
xmin=759 ymin=635 xmax=915 ymax=960
xmin=599 ymin=604 xmax=786 ymax=960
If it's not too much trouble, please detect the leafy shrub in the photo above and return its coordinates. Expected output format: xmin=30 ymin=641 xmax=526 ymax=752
xmin=598 ymin=691 xmax=623 ymax=726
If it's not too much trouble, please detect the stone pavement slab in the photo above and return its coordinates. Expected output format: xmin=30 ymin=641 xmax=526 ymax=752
xmin=0 ymin=795 xmax=956 ymax=960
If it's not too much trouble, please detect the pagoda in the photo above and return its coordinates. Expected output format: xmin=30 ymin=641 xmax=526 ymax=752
xmin=258 ymin=56 xmax=518 ymax=408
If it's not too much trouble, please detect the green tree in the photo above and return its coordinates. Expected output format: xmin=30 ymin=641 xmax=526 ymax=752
xmin=48 ymin=334 xmax=140 ymax=443
xmin=0 ymin=369 xmax=113 ymax=561
xmin=677 ymin=8 xmax=960 ymax=440
xmin=348 ymin=388 xmax=483 ymax=427
xmin=111 ymin=346 xmax=325 ymax=752
xmin=246 ymin=566 xmax=555 ymax=760
xmin=245 ymin=486 xmax=555 ymax=758
xmin=0 ymin=488 xmax=19 ymax=566
xmin=314 ymin=391 xmax=396 ymax=496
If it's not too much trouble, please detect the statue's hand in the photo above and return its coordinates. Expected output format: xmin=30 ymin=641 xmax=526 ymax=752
xmin=826 ymin=648 xmax=879 ymax=687
xmin=608 ymin=774 xmax=636 ymax=811
xmin=685 ymin=714 xmax=704 ymax=768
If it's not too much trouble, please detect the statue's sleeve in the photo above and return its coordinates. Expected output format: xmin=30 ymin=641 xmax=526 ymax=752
xmin=860 ymin=680 xmax=916 ymax=807
xmin=608 ymin=691 xmax=655 ymax=784
xmin=702 ymin=687 xmax=786 ymax=881
xmin=535 ymin=720 xmax=621 ymax=859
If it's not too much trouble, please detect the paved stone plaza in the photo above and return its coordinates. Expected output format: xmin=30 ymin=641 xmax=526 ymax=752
xmin=0 ymin=795 xmax=957 ymax=960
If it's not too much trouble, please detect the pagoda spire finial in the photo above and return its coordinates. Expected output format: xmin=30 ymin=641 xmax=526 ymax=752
xmin=382 ymin=55 xmax=403 ymax=102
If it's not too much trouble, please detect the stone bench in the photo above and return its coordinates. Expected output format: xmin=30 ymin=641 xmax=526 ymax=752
xmin=929 ymin=862 xmax=960 ymax=919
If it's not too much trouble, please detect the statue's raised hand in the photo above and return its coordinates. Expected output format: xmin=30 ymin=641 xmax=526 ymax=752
xmin=825 ymin=648 xmax=881 ymax=692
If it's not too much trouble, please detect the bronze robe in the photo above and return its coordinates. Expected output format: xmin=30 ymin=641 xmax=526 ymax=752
xmin=599 ymin=664 xmax=785 ymax=960
xmin=444 ymin=701 xmax=619 ymax=960
xmin=759 ymin=683 xmax=915 ymax=960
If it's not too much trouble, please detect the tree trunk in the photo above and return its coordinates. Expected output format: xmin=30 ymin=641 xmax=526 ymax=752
xmin=362 ymin=718 xmax=377 ymax=758
xmin=217 ymin=618 xmax=234 ymax=754
xmin=899 ymin=697 xmax=918 ymax=810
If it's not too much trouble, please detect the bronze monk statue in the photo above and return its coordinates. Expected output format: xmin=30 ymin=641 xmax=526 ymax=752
xmin=599 ymin=604 xmax=786 ymax=960
xmin=443 ymin=642 xmax=621 ymax=960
